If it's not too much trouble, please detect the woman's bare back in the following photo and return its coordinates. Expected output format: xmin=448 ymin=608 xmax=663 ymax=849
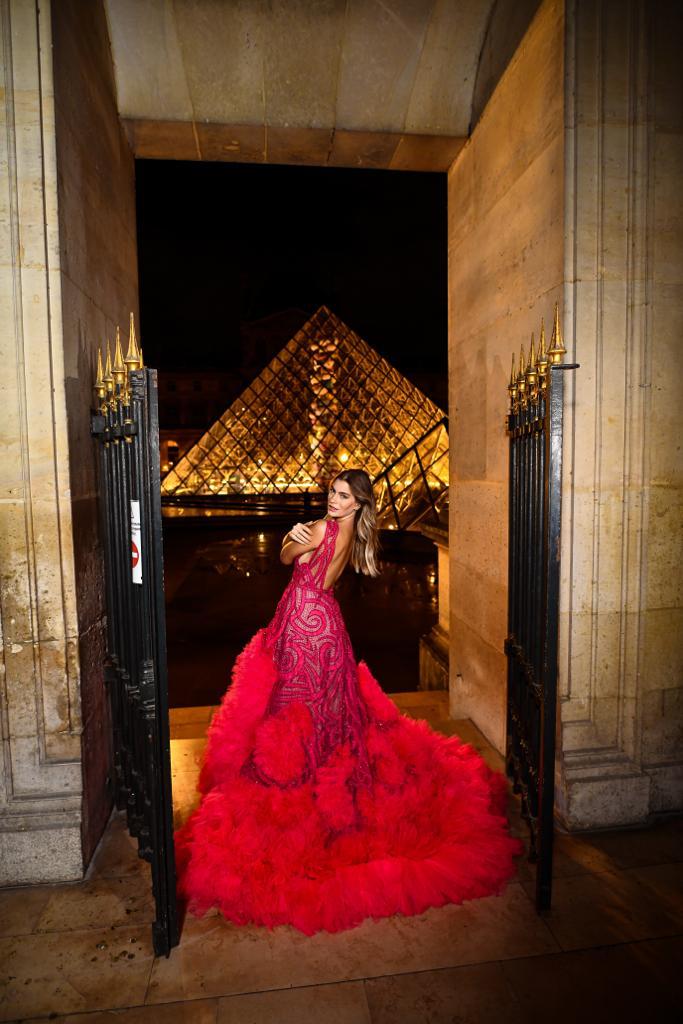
xmin=297 ymin=518 xmax=354 ymax=590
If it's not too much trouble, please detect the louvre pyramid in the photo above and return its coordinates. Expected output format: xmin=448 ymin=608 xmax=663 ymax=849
xmin=160 ymin=306 xmax=448 ymax=527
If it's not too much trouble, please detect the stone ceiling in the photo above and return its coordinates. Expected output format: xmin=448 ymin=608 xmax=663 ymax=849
xmin=104 ymin=0 xmax=499 ymax=171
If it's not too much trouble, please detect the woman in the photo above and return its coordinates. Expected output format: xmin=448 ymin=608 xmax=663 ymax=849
xmin=174 ymin=468 xmax=522 ymax=935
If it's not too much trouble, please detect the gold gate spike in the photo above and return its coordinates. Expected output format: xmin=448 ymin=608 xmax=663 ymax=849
xmin=113 ymin=327 xmax=126 ymax=385
xmin=95 ymin=348 xmax=107 ymax=413
xmin=103 ymin=341 xmax=114 ymax=407
xmin=537 ymin=317 xmax=549 ymax=390
xmin=526 ymin=332 xmax=538 ymax=398
xmin=516 ymin=343 xmax=527 ymax=404
xmin=124 ymin=312 xmax=142 ymax=375
xmin=548 ymin=302 xmax=566 ymax=364
xmin=507 ymin=353 xmax=518 ymax=410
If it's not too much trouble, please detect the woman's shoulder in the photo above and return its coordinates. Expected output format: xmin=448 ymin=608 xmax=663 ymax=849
xmin=307 ymin=518 xmax=330 ymax=543
xmin=309 ymin=516 xmax=339 ymax=543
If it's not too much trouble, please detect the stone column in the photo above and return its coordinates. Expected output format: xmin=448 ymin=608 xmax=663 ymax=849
xmin=418 ymin=523 xmax=449 ymax=691
xmin=0 ymin=0 xmax=83 ymax=881
xmin=556 ymin=0 xmax=683 ymax=828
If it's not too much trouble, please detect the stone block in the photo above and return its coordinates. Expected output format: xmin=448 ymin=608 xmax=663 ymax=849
xmin=653 ymin=1 xmax=683 ymax=132
xmin=405 ymin=0 xmax=485 ymax=135
xmin=448 ymin=135 xmax=564 ymax=349
xmin=645 ymin=487 xmax=683 ymax=610
xmin=451 ymin=481 xmax=507 ymax=582
xmin=647 ymin=762 xmax=683 ymax=814
xmin=104 ymin=0 xmax=193 ymax=121
xmin=336 ymin=0 xmax=433 ymax=133
xmin=556 ymin=761 xmax=651 ymax=831
xmin=390 ymin=133 xmax=465 ymax=172
xmin=650 ymin=283 xmax=683 ymax=482
xmin=171 ymin=0 xmax=266 ymax=124
xmin=0 ymin=823 xmax=83 ymax=886
xmin=447 ymin=0 xmax=563 ymax=242
xmin=327 ymin=128 xmax=401 ymax=169
xmin=451 ymin=559 xmax=507 ymax=656
xmin=262 ymin=0 xmax=345 ymax=129
xmin=196 ymin=121 xmax=266 ymax=163
xmin=125 ymin=118 xmax=200 ymax=161
xmin=266 ymin=124 xmax=333 ymax=166
xmin=449 ymin=615 xmax=507 ymax=754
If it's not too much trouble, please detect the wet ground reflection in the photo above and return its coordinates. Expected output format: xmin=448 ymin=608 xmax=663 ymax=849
xmin=163 ymin=523 xmax=438 ymax=707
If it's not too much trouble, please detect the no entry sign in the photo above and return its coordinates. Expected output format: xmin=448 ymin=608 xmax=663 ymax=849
xmin=131 ymin=500 xmax=142 ymax=584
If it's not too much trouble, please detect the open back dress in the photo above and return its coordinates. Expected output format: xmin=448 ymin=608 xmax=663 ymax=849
xmin=174 ymin=516 xmax=522 ymax=934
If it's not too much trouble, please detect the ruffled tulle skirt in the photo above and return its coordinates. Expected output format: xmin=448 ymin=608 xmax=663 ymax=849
xmin=174 ymin=630 xmax=523 ymax=935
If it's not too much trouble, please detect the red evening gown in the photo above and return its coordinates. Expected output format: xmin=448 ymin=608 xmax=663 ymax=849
xmin=174 ymin=517 xmax=523 ymax=935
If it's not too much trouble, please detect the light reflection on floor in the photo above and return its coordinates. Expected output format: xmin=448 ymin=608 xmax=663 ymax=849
xmin=163 ymin=523 xmax=438 ymax=708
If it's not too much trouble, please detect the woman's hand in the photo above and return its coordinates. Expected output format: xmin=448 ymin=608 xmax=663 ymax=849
xmin=288 ymin=521 xmax=313 ymax=545
xmin=280 ymin=520 xmax=322 ymax=565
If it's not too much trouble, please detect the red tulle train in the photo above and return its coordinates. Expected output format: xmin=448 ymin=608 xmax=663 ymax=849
xmin=174 ymin=629 xmax=523 ymax=935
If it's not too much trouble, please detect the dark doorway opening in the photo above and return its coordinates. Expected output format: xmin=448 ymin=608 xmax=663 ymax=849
xmin=135 ymin=159 xmax=447 ymax=709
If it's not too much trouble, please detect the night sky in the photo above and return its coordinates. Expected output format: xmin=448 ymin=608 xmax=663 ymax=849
xmin=135 ymin=159 xmax=447 ymax=406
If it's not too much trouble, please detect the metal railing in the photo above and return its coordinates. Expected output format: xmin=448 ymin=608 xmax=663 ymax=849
xmin=91 ymin=322 xmax=179 ymax=957
xmin=504 ymin=305 xmax=578 ymax=912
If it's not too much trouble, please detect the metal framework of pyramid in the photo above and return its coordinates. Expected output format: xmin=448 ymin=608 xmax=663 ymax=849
xmin=160 ymin=306 xmax=448 ymax=527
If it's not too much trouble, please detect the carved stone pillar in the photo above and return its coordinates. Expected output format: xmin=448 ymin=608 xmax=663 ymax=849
xmin=0 ymin=0 xmax=83 ymax=881
xmin=556 ymin=0 xmax=683 ymax=828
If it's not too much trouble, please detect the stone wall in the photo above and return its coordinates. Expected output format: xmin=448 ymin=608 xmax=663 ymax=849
xmin=52 ymin=0 xmax=139 ymax=864
xmin=0 ymin=0 xmax=83 ymax=883
xmin=556 ymin=0 xmax=683 ymax=828
xmin=0 ymin=0 xmax=138 ymax=884
xmin=447 ymin=0 xmax=565 ymax=753
xmin=448 ymin=0 xmax=683 ymax=828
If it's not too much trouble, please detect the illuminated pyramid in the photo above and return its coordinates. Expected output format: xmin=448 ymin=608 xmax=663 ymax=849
xmin=160 ymin=306 xmax=448 ymax=528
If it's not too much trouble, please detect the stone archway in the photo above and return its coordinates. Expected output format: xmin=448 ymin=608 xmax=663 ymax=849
xmin=2 ymin=0 xmax=681 ymax=886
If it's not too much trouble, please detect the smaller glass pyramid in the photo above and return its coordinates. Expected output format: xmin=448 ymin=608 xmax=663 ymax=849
xmin=160 ymin=306 xmax=448 ymax=527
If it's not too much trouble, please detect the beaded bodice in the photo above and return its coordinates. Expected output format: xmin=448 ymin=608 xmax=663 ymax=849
xmin=243 ymin=517 xmax=372 ymax=790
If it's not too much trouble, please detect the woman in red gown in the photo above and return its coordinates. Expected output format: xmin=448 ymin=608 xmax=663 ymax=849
xmin=174 ymin=468 xmax=522 ymax=935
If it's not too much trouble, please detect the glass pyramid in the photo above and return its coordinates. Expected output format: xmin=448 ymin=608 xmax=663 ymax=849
xmin=160 ymin=306 xmax=449 ymax=528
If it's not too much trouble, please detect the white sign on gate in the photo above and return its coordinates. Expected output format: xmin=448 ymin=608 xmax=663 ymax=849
xmin=131 ymin=500 xmax=142 ymax=585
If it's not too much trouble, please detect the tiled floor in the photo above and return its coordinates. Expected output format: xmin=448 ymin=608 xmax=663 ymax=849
xmin=1 ymin=694 xmax=681 ymax=1023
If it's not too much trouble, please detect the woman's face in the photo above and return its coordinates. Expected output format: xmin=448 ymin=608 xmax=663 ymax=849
xmin=327 ymin=478 xmax=360 ymax=518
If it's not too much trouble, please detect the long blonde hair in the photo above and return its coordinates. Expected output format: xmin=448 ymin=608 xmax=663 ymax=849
xmin=332 ymin=469 xmax=381 ymax=577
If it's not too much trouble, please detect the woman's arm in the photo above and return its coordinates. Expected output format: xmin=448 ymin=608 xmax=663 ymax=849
xmin=280 ymin=519 xmax=326 ymax=565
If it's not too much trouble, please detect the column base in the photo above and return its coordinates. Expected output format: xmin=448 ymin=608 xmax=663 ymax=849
xmin=0 ymin=810 xmax=83 ymax=886
xmin=419 ymin=625 xmax=449 ymax=691
xmin=555 ymin=757 xmax=651 ymax=831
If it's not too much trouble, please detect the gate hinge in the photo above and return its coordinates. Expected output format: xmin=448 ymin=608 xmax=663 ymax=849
xmin=111 ymin=421 xmax=139 ymax=439
xmin=90 ymin=416 xmax=139 ymax=440
xmin=91 ymin=413 xmax=106 ymax=437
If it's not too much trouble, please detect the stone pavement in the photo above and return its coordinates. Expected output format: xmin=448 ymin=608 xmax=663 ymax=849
xmin=1 ymin=693 xmax=681 ymax=1023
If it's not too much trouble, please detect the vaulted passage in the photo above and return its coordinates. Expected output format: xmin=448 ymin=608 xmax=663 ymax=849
xmin=1 ymin=0 xmax=682 ymax=1017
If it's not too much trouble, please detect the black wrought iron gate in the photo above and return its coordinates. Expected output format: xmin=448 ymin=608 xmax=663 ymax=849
xmin=504 ymin=306 xmax=578 ymax=912
xmin=91 ymin=318 xmax=179 ymax=957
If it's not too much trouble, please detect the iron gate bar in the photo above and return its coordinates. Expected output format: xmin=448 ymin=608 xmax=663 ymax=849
xmin=133 ymin=366 xmax=179 ymax=955
xmin=504 ymin=310 xmax=578 ymax=913
xmin=92 ymin=335 xmax=179 ymax=959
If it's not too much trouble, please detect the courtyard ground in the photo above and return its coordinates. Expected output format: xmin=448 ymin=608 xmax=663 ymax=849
xmin=1 ymin=692 xmax=681 ymax=1023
